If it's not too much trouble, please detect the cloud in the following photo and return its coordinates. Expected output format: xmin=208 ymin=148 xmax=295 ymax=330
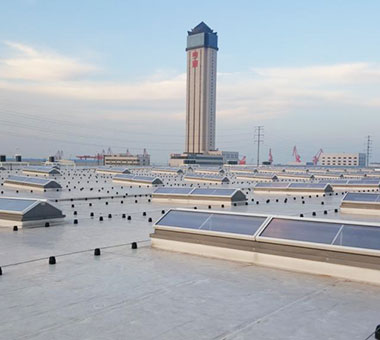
xmin=1 ymin=41 xmax=380 ymax=125
xmin=1 ymin=42 xmax=380 ymax=162
xmin=252 ymin=63 xmax=380 ymax=84
xmin=0 ymin=41 xmax=97 ymax=81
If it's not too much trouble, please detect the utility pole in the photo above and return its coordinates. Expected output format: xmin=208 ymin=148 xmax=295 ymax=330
xmin=366 ymin=135 xmax=372 ymax=167
xmin=254 ymin=126 xmax=264 ymax=167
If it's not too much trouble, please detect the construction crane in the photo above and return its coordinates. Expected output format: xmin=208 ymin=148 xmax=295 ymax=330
xmin=76 ymin=153 xmax=104 ymax=160
xmin=54 ymin=150 xmax=64 ymax=160
xmin=239 ymin=156 xmax=246 ymax=165
xmin=77 ymin=147 xmax=113 ymax=161
xmin=292 ymin=146 xmax=301 ymax=163
xmin=312 ymin=149 xmax=324 ymax=166
xmin=268 ymin=148 xmax=273 ymax=164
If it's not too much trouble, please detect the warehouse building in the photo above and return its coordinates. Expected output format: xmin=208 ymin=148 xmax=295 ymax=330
xmin=320 ymin=153 xmax=366 ymax=167
xmin=104 ymin=149 xmax=150 ymax=166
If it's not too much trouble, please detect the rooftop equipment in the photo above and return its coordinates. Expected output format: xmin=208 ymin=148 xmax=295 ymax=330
xmin=22 ymin=166 xmax=61 ymax=176
xmin=113 ymin=174 xmax=163 ymax=186
xmin=183 ymin=174 xmax=230 ymax=184
xmin=151 ymin=209 xmax=380 ymax=285
xmin=236 ymin=173 xmax=278 ymax=182
xmin=153 ymin=187 xmax=247 ymax=204
xmin=310 ymin=173 xmax=344 ymax=180
xmin=151 ymin=168 xmax=184 ymax=175
xmin=254 ymin=182 xmax=333 ymax=194
xmin=0 ymin=197 xmax=65 ymax=228
xmin=4 ymin=176 xmax=62 ymax=191
xmin=340 ymin=192 xmax=380 ymax=215
xmin=276 ymin=173 xmax=314 ymax=181
xmin=193 ymin=168 xmax=225 ymax=175
xmin=318 ymin=179 xmax=380 ymax=190
xmin=228 ymin=167 xmax=257 ymax=174
xmin=96 ymin=167 xmax=131 ymax=175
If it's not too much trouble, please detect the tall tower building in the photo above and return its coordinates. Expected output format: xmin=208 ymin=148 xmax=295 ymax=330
xmin=185 ymin=22 xmax=218 ymax=154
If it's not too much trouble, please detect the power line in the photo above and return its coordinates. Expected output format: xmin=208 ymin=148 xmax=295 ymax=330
xmin=254 ymin=126 xmax=264 ymax=167
xmin=366 ymin=135 xmax=373 ymax=167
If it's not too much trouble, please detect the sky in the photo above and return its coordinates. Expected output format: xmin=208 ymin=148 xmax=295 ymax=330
xmin=0 ymin=0 xmax=379 ymax=164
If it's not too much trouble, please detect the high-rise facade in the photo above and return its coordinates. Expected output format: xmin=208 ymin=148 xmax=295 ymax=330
xmin=185 ymin=22 xmax=218 ymax=154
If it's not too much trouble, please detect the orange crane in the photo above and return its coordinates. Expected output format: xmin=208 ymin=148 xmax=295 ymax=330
xmin=239 ymin=156 xmax=246 ymax=165
xmin=292 ymin=146 xmax=301 ymax=163
xmin=76 ymin=154 xmax=104 ymax=160
xmin=268 ymin=148 xmax=273 ymax=164
xmin=312 ymin=149 xmax=324 ymax=165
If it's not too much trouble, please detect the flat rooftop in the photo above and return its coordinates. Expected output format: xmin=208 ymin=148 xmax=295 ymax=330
xmin=1 ymin=167 xmax=379 ymax=339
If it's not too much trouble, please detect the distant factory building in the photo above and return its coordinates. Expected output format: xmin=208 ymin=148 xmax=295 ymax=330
xmin=169 ymin=22 xmax=238 ymax=166
xmin=104 ymin=149 xmax=150 ymax=166
xmin=219 ymin=150 xmax=239 ymax=164
xmin=320 ymin=153 xmax=366 ymax=167
xmin=0 ymin=154 xmax=29 ymax=170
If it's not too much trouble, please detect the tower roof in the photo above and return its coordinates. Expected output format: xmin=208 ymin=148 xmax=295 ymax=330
xmin=188 ymin=22 xmax=214 ymax=35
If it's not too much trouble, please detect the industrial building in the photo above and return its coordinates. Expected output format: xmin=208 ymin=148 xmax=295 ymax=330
xmin=0 ymin=154 xmax=29 ymax=170
xmin=104 ymin=149 xmax=150 ymax=166
xmin=320 ymin=153 xmax=366 ymax=167
xmin=169 ymin=152 xmax=224 ymax=166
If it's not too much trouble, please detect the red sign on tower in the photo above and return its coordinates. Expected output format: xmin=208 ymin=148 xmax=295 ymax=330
xmin=192 ymin=51 xmax=198 ymax=68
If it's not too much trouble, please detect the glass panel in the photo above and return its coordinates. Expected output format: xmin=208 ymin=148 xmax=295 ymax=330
xmin=211 ymin=189 xmax=236 ymax=196
xmin=114 ymin=174 xmax=134 ymax=179
xmin=157 ymin=210 xmax=211 ymax=229
xmin=157 ymin=210 xmax=266 ymax=236
xmin=8 ymin=176 xmax=49 ymax=185
xmin=154 ymin=188 xmax=193 ymax=194
xmin=134 ymin=176 xmax=155 ymax=181
xmin=255 ymin=183 xmax=289 ymax=188
xmin=349 ymin=180 xmax=380 ymax=185
xmin=260 ymin=218 xmax=341 ymax=245
xmin=200 ymin=214 xmax=266 ymax=235
xmin=191 ymin=188 xmax=216 ymax=195
xmin=0 ymin=198 xmax=36 ymax=212
xmin=319 ymin=180 xmax=347 ymax=184
xmin=333 ymin=225 xmax=380 ymax=251
xmin=289 ymin=183 xmax=326 ymax=188
xmin=343 ymin=193 xmax=379 ymax=202
xmin=24 ymin=166 xmax=56 ymax=173
xmin=191 ymin=188 xmax=236 ymax=196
